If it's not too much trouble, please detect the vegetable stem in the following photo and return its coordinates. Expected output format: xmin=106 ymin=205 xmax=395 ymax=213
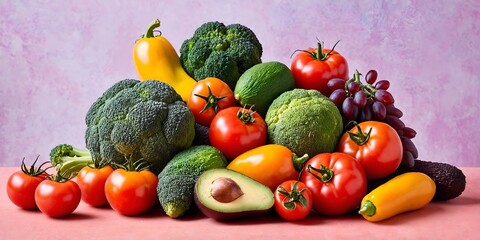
xmin=347 ymin=123 xmax=372 ymax=146
xmin=292 ymin=154 xmax=309 ymax=172
xmin=358 ymin=200 xmax=376 ymax=217
xmin=307 ymin=164 xmax=334 ymax=183
xmin=144 ymin=19 xmax=161 ymax=38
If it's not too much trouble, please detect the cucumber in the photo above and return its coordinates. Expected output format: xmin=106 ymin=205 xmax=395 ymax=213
xmin=157 ymin=145 xmax=228 ymax=218
xmin=234 ymin=61 xmax=295 ymax=117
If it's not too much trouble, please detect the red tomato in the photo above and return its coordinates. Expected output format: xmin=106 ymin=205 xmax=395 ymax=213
xmin=187 ymin=77 xmax=236 ymax=126
xmin=6 ymin=157 xmax=49 ymax=210
xmin=274 ymin=180 xmax=313 ymax=221
xmin=35 ymin=178 xmax=81 ymax=217
xmin=77 ymin=165 xmax=114 ymax=207
xmin=300 ymin=152 xmax=367 ymax=216
xmin=104 ymin=169 xmax=158 ymax=216
xmin=209 ymin=106 xmax=267 ymax=160
xmin=338 ymin=121 xmax=403 ymax=180
xmin=291 ymin=41 xmax=349 ymax=96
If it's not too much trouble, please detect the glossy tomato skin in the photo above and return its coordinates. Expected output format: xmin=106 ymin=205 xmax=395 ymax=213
xmin=35 ymin=179 xmax=81 ymax=217
xmin=274 ymin=180 xmax=313 ymax=221
xmin=338 ymin=121 xmax=403 ymax=180
xmin=187 ymin=77 xmax=236 ymax=127
xmin=300 ymin=152 xmax=367 ymax=216
xmin=291 ymin=47 xmax=348 ymax=96
xmin=227 ymin=144 xmax=306 ymax=191
xmin=209 ymin=107 xmax=267 ymax=160
xmin=105 ymin=169 xmax=158 ymax=216
xmin=6 ymin=171 xmax=46 ymax=210
xmin=77 ymin=165 xmax=114 ymax=207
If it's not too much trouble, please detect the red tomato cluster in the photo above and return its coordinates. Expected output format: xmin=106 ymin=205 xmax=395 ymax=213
xmin=6 ymin=158 xmax=159 ymax=218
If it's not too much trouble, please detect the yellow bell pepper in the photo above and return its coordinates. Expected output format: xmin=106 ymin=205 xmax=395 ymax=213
xmin=358 ymin=172 xmax=436 ymax=222
xmin=133 ymin=19 xmax=197 ymax=102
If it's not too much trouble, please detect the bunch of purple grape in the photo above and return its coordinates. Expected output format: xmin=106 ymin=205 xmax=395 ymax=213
xmin=327 ymin=69 xmax=418 ymax=167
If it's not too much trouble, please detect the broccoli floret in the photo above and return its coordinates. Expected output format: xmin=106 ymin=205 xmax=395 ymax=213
xmin=180 ymin=21 xmax=263 ymax=90
xmin=49 ymin=144 xmax=93 ymax=177
xmin=85 ymin=79 xmax=195 ymax=174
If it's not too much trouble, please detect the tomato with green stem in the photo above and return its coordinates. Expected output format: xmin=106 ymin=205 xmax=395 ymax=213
xmin=274 ymin=180 xmax=313 ymax=221
xmin=338 ymin=121 xmax=402 ymax=180
xmin=6 ymin=156 xmax=50 ymax=210
xmin=104 ymin=158 xmax=158 ymax=216
xmin=76 ymin=159 xmax=114 ymax=207
xmin=187 ymin=77 xmax=236 ymax=126
xmin=291 ymin=40 xmax=349 ymax=96
xmin=209 ymin=106 xmax=267 ymax=160
xmin=300 ymin=152 xmax=367 ymax=216
xmin=35 ymin=172 xmax=81 ymax=217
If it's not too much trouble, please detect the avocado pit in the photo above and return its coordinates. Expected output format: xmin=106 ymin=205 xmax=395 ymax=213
xmin=210 ymin=177 xmax=244 ymax=203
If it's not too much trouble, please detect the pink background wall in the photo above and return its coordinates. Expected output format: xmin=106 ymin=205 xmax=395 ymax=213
xmin=1 ymin=1 xmax=479 ymax=167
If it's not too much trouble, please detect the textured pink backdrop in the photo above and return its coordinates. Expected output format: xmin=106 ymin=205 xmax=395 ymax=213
xmin=1 ymin=1 xmax=479 ymax=167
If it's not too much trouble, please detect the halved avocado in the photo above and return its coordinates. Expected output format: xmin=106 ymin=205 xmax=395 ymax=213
xmin=194 ymin=168 xmax=274 ymax=221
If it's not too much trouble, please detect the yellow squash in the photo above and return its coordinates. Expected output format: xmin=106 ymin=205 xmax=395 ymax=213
xmin=358 ymin=172 xmax=436 ymax=222
xmin=133 ymin=19 xmax=197 ymax=102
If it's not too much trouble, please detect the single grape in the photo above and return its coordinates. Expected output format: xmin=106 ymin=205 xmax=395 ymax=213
xmin=365 ymin=69 xmax=378 ymax=84
xmin=402 ymin=127 xmax=417 ymax=139
xmin=342 ymin=97 xmax=355 ymax=118
xmin=372 ymin=101 xmax=387 ymax=120
xmin=359 ymin=104 xmax=373 ymax=122
xmin=400 ymin=136 xmax=418 ymax=159
xmin=375 ymin=80 xmax=390 ymax=90
xmin=347 ymin=81 xmax=360 ymax=93
xmin=384 ymin=115 xmax=406 ymax=131
xmin=353 ymin=91 xmax=367 ymax=108
xmin=329 ymin=89 xmax=347 ymax=106
xmin=386 ymin=104 xmax=403 ymax=118
xmin=374 ymin=90 xmax=395 ymax=105
xmin=402 ymin=150 xmax=415 ymax=168
xmin=327 ymin=78 xmax=347 ymax=91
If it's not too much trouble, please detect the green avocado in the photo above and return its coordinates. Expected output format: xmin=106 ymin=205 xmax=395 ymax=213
xmin=194 ymin=168 xmax=274 ymax=221
xmin=234 ymin=61 xmax=295 ymax=117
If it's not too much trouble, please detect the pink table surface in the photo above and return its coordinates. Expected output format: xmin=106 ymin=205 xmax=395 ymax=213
xmin=1 ymin=167 xmax=479 ymax=240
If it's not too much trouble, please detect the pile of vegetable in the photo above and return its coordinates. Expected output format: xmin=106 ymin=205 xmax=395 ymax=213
xmin=6 ymin=19 xmax=466 ymax=222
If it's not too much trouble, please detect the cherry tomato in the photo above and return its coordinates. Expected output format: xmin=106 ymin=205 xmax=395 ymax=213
xmin=300 ymin=152 xmax=367 ymax=216
xmin=35 ymin=176 xmax=81 ymax=218
xmin=210 ymin=106 xmax=267 ymax=160
xmin=6 ymin=157 xmax=49 ymax=210
xmin=227 ymin=144 xmax=308 ymax=191
xmin=338 ymin=121 xmax=403 ymax=180
xmin=77 ymin=165 xmax=114 ymax=207
xmin=291 ymin=41 xmax=349 ymax=96
xmin=105 ymin=168 xmax=158 ymax=216
xmin=187 ymin=77 xmax=236 ymax=126
xmin=274 ymin=180 xmax=313 ymax=221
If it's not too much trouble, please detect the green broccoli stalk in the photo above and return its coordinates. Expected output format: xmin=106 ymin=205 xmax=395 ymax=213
xmin=49 ymin=144 xmax=93 ymax=178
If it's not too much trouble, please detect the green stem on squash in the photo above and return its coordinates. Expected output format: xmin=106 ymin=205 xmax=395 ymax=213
xmin=144 ymin=19 xmax=161 ymax=38
xmin=292 ymin=154 xmax=309 ymax=172
xmin=358 ymin=200 xmax=376 ymax=217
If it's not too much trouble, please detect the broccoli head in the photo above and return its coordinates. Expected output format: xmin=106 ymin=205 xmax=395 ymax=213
xmin=85 ymin=79 xmax=196 ymax=174
xmin=180 ymin=21 xmax=263 ymax=90
xmin=49 ymin=144 xmax=93 ymax=177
